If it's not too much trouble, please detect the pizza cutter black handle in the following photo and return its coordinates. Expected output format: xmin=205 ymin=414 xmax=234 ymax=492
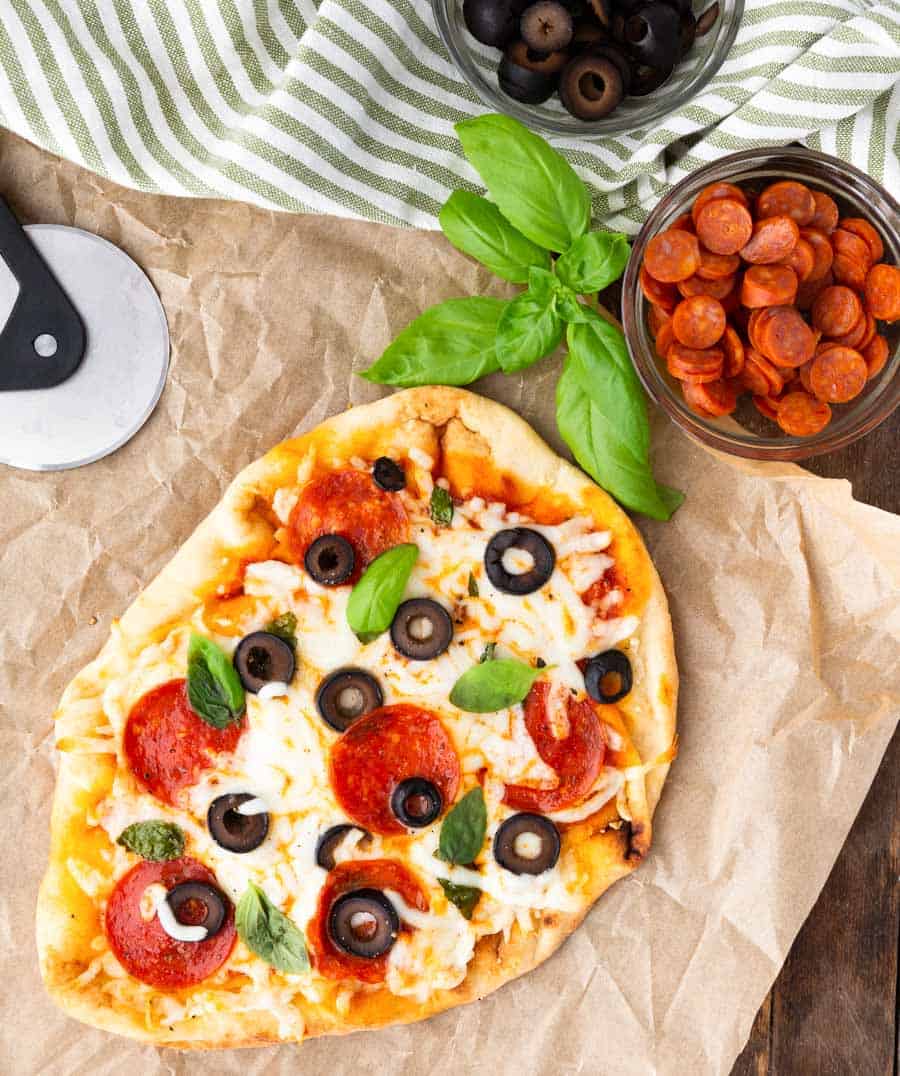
xmin=0 ymin=196 xmax=86 ymax=391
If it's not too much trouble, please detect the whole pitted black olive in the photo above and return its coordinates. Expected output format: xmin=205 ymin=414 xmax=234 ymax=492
xmin=484 ymin=528 xmax=555 ymax=595
xmin=493 ymin=813 xmax=561 ymax=875
xmin=559 ymin=54 xmax=624 ymax=119
xmin=390 ymin=598 xmax=453 ymax=660
xmin=520 ymin=1 xmax=574 ymax=53
xmin=584 ymin=649 xmax=633 ymax=704
xmin=372 ymin=456 xmax=405 ymax=492
xmin=207 ymin=792 xmax=270 ymax=853
xmin=233 ymin=631 xmax=296 ymax=694
xmin=391 ymin=778 xmax=443 ymax=828
xmin=315 ymin=824 xmax=372 ymax=871
xmin=304 ymin=533 xmax=355 ymax=586
xmin=316 ymin=667 xmax=383 ymax=732
xmin=621 ymin=2 xmax=680 ymax=69
xmin=498 ymin=41 xmax=569 ymax=104
xmin=629 ymin=60 xmax=673 ymax=96
xmin=328 ymin=888 xmax=400 ymax=959
xmin=166 ymin=881 xmax=229 ymax=937
xmin=463 ymin=0 xmax=528 ymax=47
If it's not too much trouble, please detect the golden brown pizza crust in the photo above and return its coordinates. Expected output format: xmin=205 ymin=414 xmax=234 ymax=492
xmin=37 ymin=386 xmax=677 ymax=1048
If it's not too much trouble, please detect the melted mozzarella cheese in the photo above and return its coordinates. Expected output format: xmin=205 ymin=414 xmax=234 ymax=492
xmin=384 ymin=890 xmax=474 ymax=1002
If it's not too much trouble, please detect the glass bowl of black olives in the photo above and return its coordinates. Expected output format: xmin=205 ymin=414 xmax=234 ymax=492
xmin=433 ymin=0 xmax=742 ymax=134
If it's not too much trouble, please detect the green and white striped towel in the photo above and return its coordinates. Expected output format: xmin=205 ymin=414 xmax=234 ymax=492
xmin=0 ymin=0 xmax=897 ymax=233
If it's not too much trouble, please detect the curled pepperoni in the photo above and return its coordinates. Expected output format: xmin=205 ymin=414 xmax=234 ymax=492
xmin=289 ymin=468 xmax=407 ymax=577
xmin=779 ymin=238 xmax=816 ymax=283
xmin=864 ymin=263 xmax=900 ymax=321
xmin=741 ymin=265 xmax=798 ymax=308
xmin=308 ymin=860 xmax=427 ymax=984
xmin=796 ymin=268 xmax=833 ymax=311
xmin=809 ymin=191 xmax=839 ymax=234
xmin=697 ymin=249 xmax=741 ymax=281
xmin=799 ymin=228 xmax=834 ymax=281
xmin=503 ymin=682 xmax=606 ymax=813
xmin=832 ymin=253 xmax=868 ymax=291
xmin=691 ymin=182 xmax=749 ymax=227
xmin=721 ymin=325 xmax=745 ymax=377
xmin=811 ymin=285 xmax=862 ymax=337
xmin=757 ymin=306 xmax=817 ymax=369
xmin=757 ymin=181 xmax=816 ymax=226
xmin=106 ymin=858 xmax=236 ymax=988
xmin=329 ymin=704 xmax=460 ymax=835
xmin=644 ymin=229 xmax=701 ymax=283
xmin=655 ymin=319 xmax=675 ymax=360
xmin=667 ymin=342 xmax=724 ymax=382
xmin=776 ymin=391 xmax=832 ymax=436
xmin=123 ymin=680 xmax=244 ymax=806
xmin=640 ymin=265 xmax=678 ymax=312
xmin=740 ymin=216 xmax=800 ymax=264
xmin=808 ymin=346 xmax=868 ymax=403
xmin=838 ymin=218 xmax=884 ymax=264
xmin=677 ymin=272 xmax=737 ymax=301
xmin=832 ymin=228 xmax=872 ymax=269
xmin=682 ymin=378 xmax=739 ymax=417
xmin=648 ymin=303 xmax=671 ymax=338
xmin=672 ymin=295 xmax=726 ymax=349
xmin=862 ymin=335 xmax=890 ymax=378
xmin=696 ymin=199 xmax=754 ymax=255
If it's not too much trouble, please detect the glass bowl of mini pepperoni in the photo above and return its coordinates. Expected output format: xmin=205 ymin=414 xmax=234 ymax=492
xmin=621 ymin=146 xmax=900 ymax=460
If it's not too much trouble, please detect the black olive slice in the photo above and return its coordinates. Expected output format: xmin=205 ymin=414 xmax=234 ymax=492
xmin=207 ymin=792 xmax=270 ymax=853
xmin=463 ymin=0 xmax=528 ymax=48
xmin=316 ymin=667 xmax=384 ymax=732
xmin=520 ymin=1 xmax=574 ymax=53
xmin=679 ymin=10 xmax=697 ymax=57
xmin=372 ymin=456 xmax=405 ymax=492
xmin=498 ymin=41 xmax=567 ymax=104
xmin=304 ymin=533 xmax=355 ymax=586
xmin=166 ymin=881 xmax=228 ymax=937
xmin=391 ymin=778 xmax=443 ymax=828
xmin=572 ymin=22 xmax=610 ymax=51
xmin=233 ymin=631 xmax=296 ymax=694
xmin=315 ymin=824 xmax=372 ymax=871
xmin=390 ymin=598 xmax=453 ymax=660
xmin=506 ymin=38 xmax=570 ymax=75
xmin=560 ymin=55 xmax=624 ymax=120
xmin=484 ymin=528 xmax=555 ymax=595
xmin=629 ymin=60 xmax=673 ymax=96
xmin=493 ymin=813 xmax=561 ymax=875
xmin=589 ymin=44 xmax=633 ymax=93
xmin=622 ymin=2 xmax=680 ymax=69
xmin=328 ymin=888 xmax=400 ymax=959
xmin=584 ymin=649 xmax=633 ymax=703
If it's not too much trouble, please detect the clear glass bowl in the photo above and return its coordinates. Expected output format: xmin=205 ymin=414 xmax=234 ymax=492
xmin=431 ymin=0 xmax=743 ymax=137
xmin=621 ymin=147 xmax=900 ymax=461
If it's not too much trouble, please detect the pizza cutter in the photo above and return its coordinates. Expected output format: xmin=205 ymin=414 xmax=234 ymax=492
xmin=0 ymin=196 xmax=169 ymax=471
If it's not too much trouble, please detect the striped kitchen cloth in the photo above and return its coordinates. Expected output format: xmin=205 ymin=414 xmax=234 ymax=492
xmin=0 ymin=0 xmax=897 ymax=234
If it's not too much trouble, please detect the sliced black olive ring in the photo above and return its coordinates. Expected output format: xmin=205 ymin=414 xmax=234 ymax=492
xmin=390 ymin=598 xmax=453 ymax=661
xmin=207 ymin=792 xmax=269 ymax=853
xmin=233 ymin=631 xmax=295 ymax=694
xmin=559 ymin=55 xmax=624 ymax=121
xmin=584 ymin=649 xmax=633 ymax=704
xmin=372 ymin=456 xmax=405 ymax=492
xmin=304 ymin=533 xmax=355 ymax=586
xmin=493 ymin=813 xmax=561 ymax=875
xmin=391 ymin=778 xmax=443 ymax=829
xmin=498 ymin=41 xmax=568 ymax=105
xmin=315 ymin=824 xmax=372 ymax=871
xmin=328 ymin=888 xmax=400 ymax=959
xmin=166 ymin=881 xmax=228 ymax=938
xmin=484 ymin=528 xmax=555 ymax=595
xmin=316 ymin=667 xmax=384 ymax=732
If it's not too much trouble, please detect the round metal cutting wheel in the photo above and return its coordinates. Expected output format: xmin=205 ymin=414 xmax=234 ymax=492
xmin=0 ymin=225 xmax=169 ymax=471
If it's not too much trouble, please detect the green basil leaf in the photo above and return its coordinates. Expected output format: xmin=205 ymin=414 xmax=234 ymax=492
xmin=479 ymin=641 xmax=496 ymax=663
xmin=236 ymin=882 xmax=309 ymax=974
xmin=455 ymin=115 xmax=590 ymax=253
xmin=557 ymin=319 xmax=684 ymax=520
xmin=467 ymin=571 xmax=479 ymax=597
xmin=439 ymin=190 xmax=551 ymax=283
xmin=495 ymin=281 xmax=564 ymax=374
xmin=439 ymin=879 xmax=481 ymax=920
xmin=116 ymin=820 xmax=185 ymax=862
xmin=450 ymin=658 xmax=545 ymax=713
xmin=187 ymin=633 xmax=245 ymax=729
xmin=346 ymin=543 xmax=418 ymax=638
xmin=556 ymin=287 xmax=594 ymax=324
xmin=264 ymin=611 xmax=298 ymax=651
xmin=430 ymin=486 xmax=454 ymax=526
xmin=361 ymin=297 xmax=508 ymax=387
xmin=437 ymin=788 xmax=487 ymax=865
xmin=556 ymin=231 xmax=631 ymax=293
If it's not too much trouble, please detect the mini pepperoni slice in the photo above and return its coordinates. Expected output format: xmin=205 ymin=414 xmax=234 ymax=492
xmin=696 ymin=248 xmax=741 ymax=280
xmin=811 ymin=285 xmax=862 ymax=337
xmin=667 ymin=341 xmax=724 ymax=373
xmin=776 ymin=391 xmax=832 ymax=436
xmin=798 ymin=359 xmax=815 ymax=395
xmin=831 ymin=227 xmax=872 ymax=270
xmin=682 ymin=378 xmax=739 ymax=417
xmin=799 ymin=228 xmax=834 ymax=281
xmin=832 ymin=252 xmax=868 ymax=291
xmin=808 ymin=346 xmax=868 ymax=403
xmin=655 ymin=320 xmax=675 ymax=359
xmin=808 ymin=191 xmax=839 ymax=234
xmin=672 ymin=295 xmax=727 ymax=349
xmin=696 ymin=199 xmax=754 ymax=256
xmin=308 ymin=860 xmax=427 ymax=984
xmin=106 ymin=857 xmax=236 ymax=989
xmin=289 ymin=468 xmax=407 ymax=578
xmin=838 ymin=218 xmax=884 ymax=264
xmin=721 ymin=325 xmax=745 ymax=377
xmin=748 ymin=306 xmax=778 ymax=353
xmin=124 ymin=679 xmax=244 ymax=806
xmin=827 ymin=309 xmax=869 ymax=350
xmin=644 ymin=229 xmax=702 ymax=283
xmin=677 ymin=272 xmax=736 ymax=300
xmin=741 ymin=264 xmax=798 ymax=308
xmin=691 ymin=182 xmax=749 ymax=227
xmin=640 ymin=264 xmax=678 ymax=312
xmin=862 ymin=335 xmax=890 ymax=378
xmin=779 ymin=238 xmax=816 ymax=283
xmin=796 ymin=268 xmax=833 ymax=311
xmin=744 ymin=348 xmax=785 ymax=396
xmin=864 ymin=263 xmax=900 ymax=321
xmin=740 ymin=216 xmax=800 ymax=264
xmin=330 ymin=704 xmax=460 ymax=835
xmin=758 ymin=306 xmax=818 ymax=368
xmin=856 ymin=310 xmax=877 ymax=351
xmin=757 ymin=181 xmax=816 ymax=225
xmin=503 ymin=681 xmax=606 ymax=813
xmin=670 ymin=212 xmax=696 ymax=233
xmin=752 ymin=394 xmax=782 ymax=421
xmin=648 ymin=303 xmax=671 ymax=338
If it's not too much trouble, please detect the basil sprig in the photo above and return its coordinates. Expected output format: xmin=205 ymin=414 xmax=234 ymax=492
xmin=264 ymin=611 xmax=298 ymax=651
xmin=186 ymin=633 xmax=245 ymax=729
xmin=361 ymin=113 xmax=681 ymax=520
xmin=430 ymin=486 xmax=454 ymax=526
xmin=236 ymin=883 xmax=309 ymax=974
xmin=438 ymin=788 xmax=487 ymax=865
xmin=467 ymin=572 xmax=479 ymax=598
xmin=450 ymin=657 xmax=546 ymax=713
xmin=439 ymin=879 xmax=481 ymax=920
xmin=117 ymin=820 xmax=185 ymax=862
xmin=346 ymin=543 xmax=418 ymax=640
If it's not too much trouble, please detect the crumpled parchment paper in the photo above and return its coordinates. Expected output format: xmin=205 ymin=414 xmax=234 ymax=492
xmin=0 ymin=130 xmax=897 ymax=1076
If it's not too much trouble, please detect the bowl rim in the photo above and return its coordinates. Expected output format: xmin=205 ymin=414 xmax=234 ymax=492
xmin=621 ymin=145 xmax=900 ymax=462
